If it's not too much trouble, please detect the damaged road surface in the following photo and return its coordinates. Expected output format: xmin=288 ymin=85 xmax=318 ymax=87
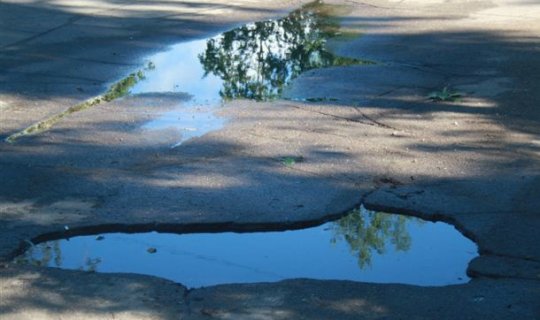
xmin=1 ymin=0 xmax=539 ymax=319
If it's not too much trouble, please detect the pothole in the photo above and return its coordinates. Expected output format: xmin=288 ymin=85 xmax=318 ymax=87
xmin=15 ymin=207 xmax=478 ymax=288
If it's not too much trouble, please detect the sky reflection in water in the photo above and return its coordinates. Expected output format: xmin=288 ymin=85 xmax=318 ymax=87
xmin=130 ymin=39 xmax=225 ymax=147
xmin=17 ymin=207 xmax=478 ymax=288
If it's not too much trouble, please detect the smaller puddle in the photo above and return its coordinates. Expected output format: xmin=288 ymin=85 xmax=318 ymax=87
xmin=16 ymin=207 xmax=478 ymax=288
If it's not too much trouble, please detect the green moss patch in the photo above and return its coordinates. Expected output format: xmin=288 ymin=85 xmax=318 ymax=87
xmin=5 ymin=72 xmax=144 ymax=143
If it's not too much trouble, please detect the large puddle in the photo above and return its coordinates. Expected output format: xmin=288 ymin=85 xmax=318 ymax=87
xmin=129 ymin=1 xmax=366 ymax=146
xmin=16 ymin=207 xmax=478 ymax=288
xmin=5 ymin=1 xmax=368 ymax=144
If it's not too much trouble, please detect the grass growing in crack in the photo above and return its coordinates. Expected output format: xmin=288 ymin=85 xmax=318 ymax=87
xmin=5 ymin=71 xmax=146 ymax=143
xmin=428 ymin=87 xmax=462 ymax=102
xmin=102 ymin=72 xmax=144 ymax=102
xmin=331 ymin=56 xmax=376 ymax=67
xmin=0 ymin=101 xmax=9 ymax=111
xmin=281 ymin=156 xmax=304 ymax=167
xmin=305 ymin=97 xmax=339 ymax=102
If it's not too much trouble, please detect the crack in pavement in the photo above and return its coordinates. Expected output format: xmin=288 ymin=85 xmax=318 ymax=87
xmin=2 ymin=15 xmax=84 ymax=50
xmin=289 ymin=104 xmax=398 ymax=130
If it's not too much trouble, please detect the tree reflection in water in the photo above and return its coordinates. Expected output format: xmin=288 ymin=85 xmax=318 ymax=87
xmin=15 ymin=240 xmax=102 ymax=272
xmin=331 ymin=207 xmax=419 ymax=268
xmin=14 ymin=240 xmax=62 ymax=268
xmin=198 ymin=0 xmax=366 ymax=101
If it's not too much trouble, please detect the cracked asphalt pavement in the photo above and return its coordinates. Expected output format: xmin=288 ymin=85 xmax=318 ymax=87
xmin=1 ymin=0 xmax=539 ymax=319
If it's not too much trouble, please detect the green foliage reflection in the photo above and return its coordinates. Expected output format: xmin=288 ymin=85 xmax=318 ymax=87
xmin=15 ymin=240 xmax=102 ymax=272
xmin=331 ymin=207 xmax=417 ymax=268
xmin=198 ymin=0 xmax=367 ymax=101
xmin=15 ymin=240 xmax=63 ymax=267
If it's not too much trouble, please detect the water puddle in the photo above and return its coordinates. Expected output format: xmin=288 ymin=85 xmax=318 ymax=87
xmin=15 ymin=207 xmax=478 ymax=288
xmin=129 ymin=0 xmax=368 ymax=146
